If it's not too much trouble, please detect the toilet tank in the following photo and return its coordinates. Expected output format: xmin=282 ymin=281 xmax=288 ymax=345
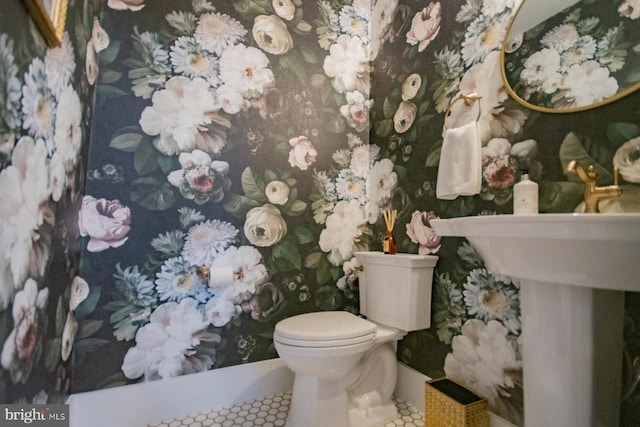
xmin=354 ymin=251 xmax=438 ymax=332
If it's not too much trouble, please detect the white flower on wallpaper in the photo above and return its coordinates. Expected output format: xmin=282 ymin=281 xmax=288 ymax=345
xmin=106 ymin=206 xmax=274 ymax=352
xmin=444 ymin=319 xmax=521 ymax=406
xmin=449 ymin=51 xmax=528 ymax=143
xmin=140 ymin=76 xmax=227 ymax=156
xmin=252 ymin=15 xmax=294 ymax=56
xmin=563 ymin=61 xmax=618 ymax=106
xmin=614 ymin=136 xmax=640 ymax=183
xmin=1 ymin=279 xmax=48 ymax=384
xmin=319 ymin=199 xmax=369 ymax=266
xmin=219 ymin=45 xmax=275 ymax=98
xmin=45 ymin=34 xmax=76 ymax=99
xmin=619 ymin=0 xmax=640 ymax=19
xmin=167 ymin=149 xmax=231 ymax=205
xmin=182 ymin=219 xmax=238 ymax=266
xmin=0 ymin=34 xmax=21 ymax=134
xmin=323 ymin=35 xmax=371 ymax=95
xmin=244 ymin=204 xmax=288 ymax=247
xmin=121 ymin=298 xmax=219 ymax=381
xmin=108 ymin=0 xmax=145 ymax=11
xmin=195 ymin=12 xmax=247 ymax=56
xmin=503 ymin=2 xmax=640 ymax=110
xmin=339 ymin=90 xmax=373 ymax=133
xmin=0 ymin=137 xmax=52 ymax=308
xmin=481 ymin=137 xmax=540 ymax=205
xmin=22 ymin=59 xmax=55 ymax=144
xmin=460 ymin=13 xmax=507 ymax=67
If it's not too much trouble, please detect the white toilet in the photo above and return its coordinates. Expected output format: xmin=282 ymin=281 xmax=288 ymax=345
xmin=274 ymin=251 xmax=438 ymax=427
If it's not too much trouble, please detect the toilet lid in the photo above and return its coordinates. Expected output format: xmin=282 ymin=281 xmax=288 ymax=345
xmin=274 ymin=311 xmax=376 ymax=347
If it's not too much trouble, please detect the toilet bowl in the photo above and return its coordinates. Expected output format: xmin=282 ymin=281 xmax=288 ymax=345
xmin=274 ymin=252 xmax=438 ymax=427
xmin=274 ymin=311 xmax=405 ymax=427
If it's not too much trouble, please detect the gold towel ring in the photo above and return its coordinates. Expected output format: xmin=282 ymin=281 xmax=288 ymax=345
xmin=444 ymin=93 xmax=482 ymax=129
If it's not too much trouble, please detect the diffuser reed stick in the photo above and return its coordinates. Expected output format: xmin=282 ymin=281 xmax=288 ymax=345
xmin=382 ymin=208 xmax=397 ymax=254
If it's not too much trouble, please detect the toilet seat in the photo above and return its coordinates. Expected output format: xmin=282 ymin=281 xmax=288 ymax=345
xmin=274 ymin=311 xmax=377 ymax=348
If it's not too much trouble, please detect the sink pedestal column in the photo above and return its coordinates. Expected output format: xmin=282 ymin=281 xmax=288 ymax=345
xmin=521 ymin=280 xmax=625 ymax=427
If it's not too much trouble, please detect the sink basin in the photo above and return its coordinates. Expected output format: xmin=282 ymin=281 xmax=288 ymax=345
xmin=431 ymin=214 xmax=640 ymax=427
xmin=431 ymin=213 xmax=640 ymax=291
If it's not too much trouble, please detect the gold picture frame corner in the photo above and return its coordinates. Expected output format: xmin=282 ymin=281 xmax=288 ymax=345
xmin=21 ymin=0 xmax=68 ymax=48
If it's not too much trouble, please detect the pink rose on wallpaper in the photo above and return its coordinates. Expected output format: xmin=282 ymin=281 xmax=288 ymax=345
xmin=406 ymin=210 xmax=441 ymax=255
xmin=78 ymin=196 xmax=131 ymax=252
xmin=406 ymin=2 xmax=442 ymax=52
xmin=288 ymin=136 xmax=317 ymax=170
xmin=107 ymin=0 xmax=145 ymax=11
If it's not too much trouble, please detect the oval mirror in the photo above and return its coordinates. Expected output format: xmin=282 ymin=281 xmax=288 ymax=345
xmin=501 ymin=0 xmax=640 ymax=113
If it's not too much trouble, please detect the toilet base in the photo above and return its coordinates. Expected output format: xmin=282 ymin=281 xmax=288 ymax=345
xmin=349 ymin=395 xmax=398 ymax=427
xmin=286 ymin=374 xmax=351 ymax=427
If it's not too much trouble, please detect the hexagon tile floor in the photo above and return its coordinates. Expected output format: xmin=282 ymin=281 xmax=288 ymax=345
xmin=146 ymin=392 xmax=425 ymax=427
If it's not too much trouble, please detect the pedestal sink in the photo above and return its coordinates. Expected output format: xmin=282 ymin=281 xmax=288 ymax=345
xmin=430 ymin=214 xmax=640 ymax=427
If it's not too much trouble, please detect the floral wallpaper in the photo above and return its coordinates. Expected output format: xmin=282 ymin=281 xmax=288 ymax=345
xmin=503 ymin=0 xmax=640 ymax=110
xmin=0 ymin=0 xmax=101 ymax=405
xmin=2 ymin=0 xmax=640 ymax=426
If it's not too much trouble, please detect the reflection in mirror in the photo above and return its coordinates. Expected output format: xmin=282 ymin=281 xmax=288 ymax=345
xmin=501 ymin=0 xmax=640 ymax=113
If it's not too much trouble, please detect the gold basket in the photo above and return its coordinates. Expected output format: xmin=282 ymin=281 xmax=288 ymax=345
xmin=425 ymin=377 xmax=488 ymax=427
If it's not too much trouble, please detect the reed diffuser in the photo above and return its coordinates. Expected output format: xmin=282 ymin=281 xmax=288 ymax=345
xmin=382 ymin=208 xmax=397 ymax=254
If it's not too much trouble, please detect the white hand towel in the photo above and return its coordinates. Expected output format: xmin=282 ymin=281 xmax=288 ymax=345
xmin=436 ymin=120 xmax=482 ymax=200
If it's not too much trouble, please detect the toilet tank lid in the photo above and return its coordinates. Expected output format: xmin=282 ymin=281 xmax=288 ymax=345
xmin=354 ymin=251 xmax=438 ymax=267
xmin=275 ymin=311 xmax=376 ymax=341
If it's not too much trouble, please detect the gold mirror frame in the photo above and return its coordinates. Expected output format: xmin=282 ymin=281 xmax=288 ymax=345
xmin=500 ymin=0 xmax=640 ymax=114
xmin=22 ymin=0 xmax=68 ymax=47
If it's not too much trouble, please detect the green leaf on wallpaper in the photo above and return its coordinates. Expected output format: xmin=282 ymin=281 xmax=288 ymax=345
xmin=279 ymin=50 xmax=307 ymax=84
xmin=241 ymin=167 xmax=268 ymax=202
xmin=77 ymin=320 xmax=104 ymax=340
xmin=74 ymin=285 xmax=102 ymax=318
xmin=538 ymin=181 xmax=584 ymax=213
xmin=417 ymin=100 xmax=431 ymax=116
xmin=315 ymin=255 xmax=332 ymax=285
xmin=383 ymin=98 xmax=396 ymax=119
xmin=607 ymin=122 xmax=640 ymax=147
xmin=298 ymin=45 xmax=318 ymax=63
xmin=286 ymin=200 xmax=307 ymax=216
xmin=294 ymin=227 xmax=314 ymax=245
xmin=134 ymin=140 xmax=160 ymax=175
xmin=44 ymin=338 xmax=61 ymax=373
xmin=393 ymin=164 xmax=408 ymax=181
xmin=55 ymin=296 xmax=66 ymax=336
xmin=110 ymin=131 xmax=143 ymax=152
xmin=271 ymin=238 xmax=302 ymax=271
xmin=304 ymin=252 xmax=321 ymax=268
xmin=231 ymin=0 xmax=271 ymax=19
xmin=96 ymin=84 xmax=128 ymax=100
xmin=405 ymin=125 xmax=418 ymax=142
xmin=374 ymin=119 xmax=393 ymax=137
xmin=157 ymin=154 xmax=179 ymax=175
xmin=98 ymin=40 xmax=121 ymax=65
xmin=559 ymin=132 xmax=613 ymax=183
xmin=263 ymin=169 xmax=278 ymax=182
xmin=624 ymin=68 xmax=640 ymax=84
xmin=130 ymin=177 xmax=176 ymax=211
xmin=404 ymin=44 xmax=418 ymax=61
xmin=73 ymin=338 xmax=110 ymax=365
xmin=223 ymin=194 xmax=260 ymax=218
xmin=425 ymin=146 xmax=442 ymax=167
xmin=98 ymin=69 xmax=122 ymax=85
xmin=294 ymin=20 xmax=313 ymax=34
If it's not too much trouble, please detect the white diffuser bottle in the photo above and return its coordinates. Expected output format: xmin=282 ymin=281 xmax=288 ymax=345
xmin=514 ymin=171 xmax=538 ymax=215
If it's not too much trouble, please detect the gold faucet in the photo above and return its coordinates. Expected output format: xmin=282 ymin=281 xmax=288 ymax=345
xmin=565 ymin=160 xmax=622 ymax=213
